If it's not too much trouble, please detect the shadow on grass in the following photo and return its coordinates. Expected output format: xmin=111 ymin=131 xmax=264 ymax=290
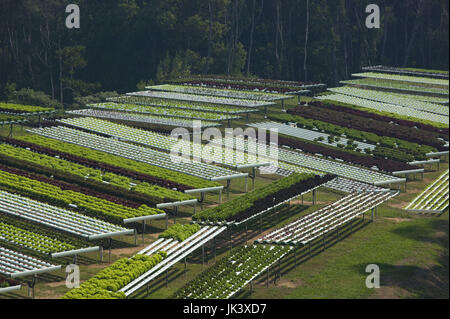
xmin=391 ymin=219 xmax=449 ymax=248
xmin=353 ymin=253 xmax=449 ymax=299
xmin=130 ymin=267 xmax=187 ymax=299
xmin=349 ymin=218 xmax=449 ymax=299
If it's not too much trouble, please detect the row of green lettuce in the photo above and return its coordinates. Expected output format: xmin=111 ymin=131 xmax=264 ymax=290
xmin=320 ymin=99 xmax=449 ymax=129
xmin=0 ymin=168 xmax=164 ymax=224
xmin=0 ymin=114 xmax=26 ymax=123
xmin=0 ymin=143 xmax=194 ymax=204
xmin=0 ymin=221 xmax=75 ymax=254
xmin=192 ymin=173 xmax=328 ymax=222
xmin=62 ymin=253 xmax=167 ymax=299
xmin=16 ymin=134 xmax=220 ymax=189
xmin=0 ymin=213 xmax=91 ymax=252
xmin=0 ymin=102 xmax=54 ymax=113
xmin=159 ymin=224 xmax=201 ymax=242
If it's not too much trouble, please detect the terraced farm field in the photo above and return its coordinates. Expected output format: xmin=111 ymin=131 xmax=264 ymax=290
xmin=0 ymin=68 xmax=448 ymax=302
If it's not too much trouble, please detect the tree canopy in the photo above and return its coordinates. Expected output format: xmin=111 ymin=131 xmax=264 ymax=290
xmin=0 ymin=0 xmax=448 ymax=106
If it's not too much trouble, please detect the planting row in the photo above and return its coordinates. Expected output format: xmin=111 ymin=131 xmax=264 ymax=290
xmin=108 ymin=96 xmax=255 ymax=114
xmin=224 ymin=136 xmax=404 ymax=184
xmin=276 ymin=134 xmax=416 ymax=173
xmin=193 ymin=174 xmax=334 ymax=222
xmin=0 ymin=114 xmax=26 ymax=123
xmin=0 ymin=102 xmax=55 ymax=114
xmin=68 ymin=109 xmax=221 ymax=128
xmin=250 ymin=121 xmax=375 ymax=153
xmin=303 ymin=100 xmax=449 ymax=137
xmin=0 ymin=163 xmax=143 ymax=209
xmin=59 ymin=117 xmax=269 ymax=168
xmin=352 ymin=72 xmax=449 ymax=87
xmin=0 ymin=166 xmax=164 ymax=224
xmin=324 ymin=177 xmax=388 ymax=194
xmin=384 ymin=93 xmax=449 ymax=105
xmin=159 ymin=224 xmax=201 ymax=242
xmin=0 ymin=246 xmax=60 ymax=279
xmin=0 ymin=214 xmax=91 ymax=252
xmin=282 ymin=106 xmax=443 ymax=156
xmin=89 ymin=102 xmax=240 ymax=121
xmin=172 ymin=75 xmax=325 ymax=92
xmin=29 ymin=126 xmax=241 ymax=181
xmin=148 ymin=84 xmax=291 ymax=101
xmin=0 ymin=222 xmax=76 ymax=255
xmin=13 ymin=135 xmax=219 ymax=189
xmin=0 ymin=143 xmax=194 ymax=204
xmin=171 ymin=245 xmax=292 ymax=299
xmin=329 ymin=87 xmax=449 ymax=116
xmin=258 ymin=192 xmax=398 ymax=245
xmin=318 ymin=94 xmax=449 ymax=125
xmin=270 ymin=114 xmax=430 ymax=162
xmin=0 ymin=191 xmax=132 ymax=240
xmin=362 ymin=66 xmax=449 ymax=78
xmin=127 ymin=90 xmax=274 ymax=108
xmin=63 ymin=253 xmax=167 ymax=299
xmin=250 ymin=122 xmax=417 ymax=172
xmin=341 ymin=78 xmax=449 ymax=97
xmin=177 ymin=79 xmax=308 ymax=94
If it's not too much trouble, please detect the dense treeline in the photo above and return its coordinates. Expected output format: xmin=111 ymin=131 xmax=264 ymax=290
xmin=0 ymin=0 xmax=448 ymax=107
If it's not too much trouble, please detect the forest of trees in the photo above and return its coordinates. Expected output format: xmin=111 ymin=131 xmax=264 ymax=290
xmin=0 ymin=0 xmax=448 ymax=107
